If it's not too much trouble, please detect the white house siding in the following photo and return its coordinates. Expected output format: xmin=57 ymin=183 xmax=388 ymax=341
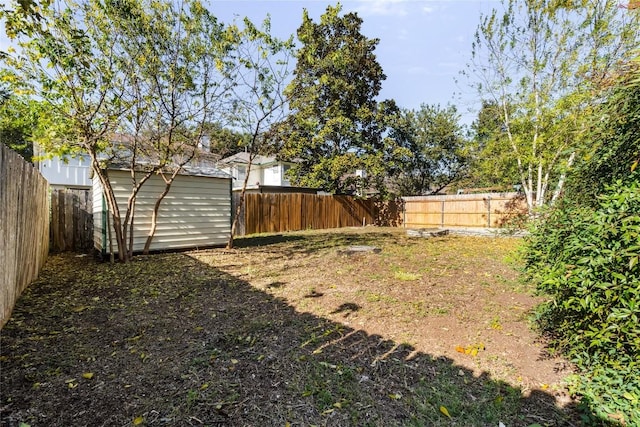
xmin=246 ymin=167 xmax=262 ymax=188
xmin=40 ymin=155 xmax=92 ymax=189
xmin=93 ymin=170 xmax=231 ymax=254
xmin=263 ymin=164 xmax=281 ymax=186
xmin=219 ymin=153 xmax=297 ymax=189
xmin=221 ymin=164 xmax=262 ymax=189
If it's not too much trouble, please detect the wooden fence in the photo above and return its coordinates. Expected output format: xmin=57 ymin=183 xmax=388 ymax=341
xmin=402 ymin=192 xmax=526 ymax=229
xmin=0 ymin=144 xmax=50 ymax=328
xmin=233 ymin=193 xmax=402 ymax=236
xmin=51 ymin=189 xmax=93 ymax=253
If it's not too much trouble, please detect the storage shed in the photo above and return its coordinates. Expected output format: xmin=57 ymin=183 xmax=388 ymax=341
xmin=93 ymin=166 xmax=232 ymax=254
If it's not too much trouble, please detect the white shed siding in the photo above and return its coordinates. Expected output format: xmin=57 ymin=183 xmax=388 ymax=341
xmin=92 ymin=178 xmax=105 ymax=252
xmin=94 ymin=170 xmax=231 ymax=253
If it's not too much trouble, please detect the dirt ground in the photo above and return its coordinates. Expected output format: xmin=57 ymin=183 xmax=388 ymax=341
xmin=1 ymin=228 xmax=579 ymax=426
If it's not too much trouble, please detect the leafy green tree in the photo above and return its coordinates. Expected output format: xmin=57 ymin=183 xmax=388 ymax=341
xmin=470 ymin=0 xmax=640 ymax=213
xmin=392 ymin=104 xmax=468 ymax=196
xmin=464 ymin=100 xmax=519 ymax=190
xmin=201 ymin=122 xmax=249 ymax=159
xmin=563 ymin=63 xmax=640 ymax=206
xmin=99 ymin=0 xmax=237 ymax=256
xmin=0 ymin=85 xmax=37 ymax=162
xmin=525 ymin=61 xmax=640 ymax=424
xmin=277 ymin=4 xmax=404 ymax=195
xmin=3 ymin=0 xmax=132 ymax=261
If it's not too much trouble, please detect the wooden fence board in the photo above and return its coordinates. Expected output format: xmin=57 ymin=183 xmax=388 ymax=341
xmin=402 ymin=193 xmax=526 ymax=229
xmin=233 ymin=193 xmax=400 ymax=236
xmin=50 ymin=189 xmax=93 ymax=253
xmin=1 ymin=144 xmax=49 ymax=328
xmin=232 ymin=191 xmax=524 ymax=237
xmin=291 ymin=193 xmax=301 ymax=231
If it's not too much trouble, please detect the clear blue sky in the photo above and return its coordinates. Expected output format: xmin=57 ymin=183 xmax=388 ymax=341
xmin=207 ymin=0 xmax=500 ymax=124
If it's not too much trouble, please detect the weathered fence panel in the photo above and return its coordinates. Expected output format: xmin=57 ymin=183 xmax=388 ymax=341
xmin=233 ymin=191 xmax=523 ymax=236
xmin=402 ymin=192 xmax=526 ymax=229
xmin=51 ymin=189 xmax=93 ymax=253
xmin=233 ymin=193 xmax=401 ymax=236
xmin=0 ymin=144 xmax=50 ymax=328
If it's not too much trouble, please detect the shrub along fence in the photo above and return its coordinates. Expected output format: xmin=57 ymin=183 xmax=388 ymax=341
xmin=233 ymin=193 xmax=403 ymax=236
xmin=50 ymin=189 xmax=93 ymax=253
xmin=402 ymin=192 xmax=526 ymax=229
xmin=0 ymin=144 xmax=50 ymax=328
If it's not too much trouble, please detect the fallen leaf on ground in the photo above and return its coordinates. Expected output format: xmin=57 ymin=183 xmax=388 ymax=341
xmin=439 ymin=405 xmax=451 ymax=418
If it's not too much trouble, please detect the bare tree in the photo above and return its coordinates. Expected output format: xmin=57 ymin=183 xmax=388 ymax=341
xmin=4 ymin=0 xmax=238 ymax=261
xmin=226 ymin=18 xmax=294 ymax=249
xmin=469 ymin=0 xmax=639 ymax=213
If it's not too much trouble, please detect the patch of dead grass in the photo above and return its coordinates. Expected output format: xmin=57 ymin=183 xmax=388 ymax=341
xmin=1 ymin=228 xmax=578 ymax=426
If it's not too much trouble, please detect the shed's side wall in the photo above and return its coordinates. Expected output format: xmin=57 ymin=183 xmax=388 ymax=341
xmin=92 ymin=178 xmax=105 ymax=252
xmin=104 ymin=171 xmax=230 ymax=253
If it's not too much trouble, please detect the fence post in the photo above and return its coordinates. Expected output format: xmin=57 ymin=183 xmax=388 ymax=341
xmin=403 ymin=199 xmax=406 ymax=228
xmin=487 ymin=196 xmax=492 ymax=228
xmin=441 ymin=200 xmax=445 ymax=228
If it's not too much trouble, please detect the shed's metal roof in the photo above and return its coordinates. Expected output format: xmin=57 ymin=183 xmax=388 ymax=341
xmin=106 ymin=161 xmax=232 ymax=179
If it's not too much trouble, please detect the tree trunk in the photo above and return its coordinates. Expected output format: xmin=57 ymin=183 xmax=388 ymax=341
xmin=88 ymin=152 xmax=130 ymax=262
xmin=227 ymin=156 xmax=254 ymax=249
xmin=143 ymin=172 xmax=177 ymax=254
xmin=128 ymin=208 xmax=135 ymax=260
xmin=106 ymin=206 xmax=114 ymax=264
xmin=550 ymin=151 xmax=576 ymax=204
xmin=536 ymin=161 xmax=544 ymax=208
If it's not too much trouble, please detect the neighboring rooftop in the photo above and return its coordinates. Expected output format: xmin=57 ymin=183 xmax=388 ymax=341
xmin=218 ymin=152 xmax=282 ymax=166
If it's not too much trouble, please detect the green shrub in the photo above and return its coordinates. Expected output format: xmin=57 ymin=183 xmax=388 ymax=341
xmin=568 ymin=362 xmax=640 ymax=425
xmin=525 ymin=175 xmax=640 ymax=425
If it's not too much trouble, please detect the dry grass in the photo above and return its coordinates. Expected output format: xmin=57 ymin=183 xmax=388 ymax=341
xmin=1 ymin=228 xmax=578 ymax=426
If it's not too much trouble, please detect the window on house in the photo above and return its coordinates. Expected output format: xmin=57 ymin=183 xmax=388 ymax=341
xmin=236 ymin=165 xmax=246 ymax=182
xmin=282 ymin=164 xmax=291 ymax=185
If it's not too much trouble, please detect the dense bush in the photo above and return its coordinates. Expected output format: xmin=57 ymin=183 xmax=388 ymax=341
xmin=525 ymin=64 xmax=640 ymax=424
xmin=526 ymin=176 xmax=640 ymax=424
xmin=563 ymin=81 xmax=640 ymax=208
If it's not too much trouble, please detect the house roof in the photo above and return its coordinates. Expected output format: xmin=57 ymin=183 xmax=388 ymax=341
xmin=218 ymin=152 xmax=284 ymax=166
xmin=100 ymin=136 xmax=231 ymax=179
xmin=105 ymin=160 xmax=231 ymax=179
xmin=38 ymin=134 xmax=232 ymax=180
xmin=167 ymin=164 xmax=232 ymax=179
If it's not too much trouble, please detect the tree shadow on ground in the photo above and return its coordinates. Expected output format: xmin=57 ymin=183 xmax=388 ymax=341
xmin=232 ymin=233 xmax=307 ymax=248
xmin=234 ymin=228 xmax=409 ymax=261
xmin=0 ymin=253 xmax=579 ymax=426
